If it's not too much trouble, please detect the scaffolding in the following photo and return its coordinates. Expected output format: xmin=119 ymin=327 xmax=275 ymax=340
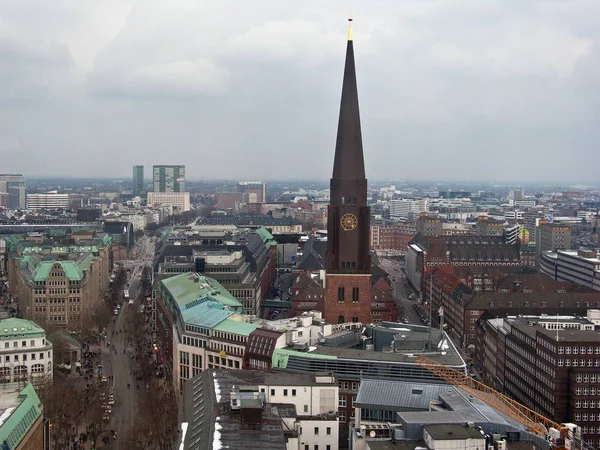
xmin=414 ymin=354 xmax=574 ymax=448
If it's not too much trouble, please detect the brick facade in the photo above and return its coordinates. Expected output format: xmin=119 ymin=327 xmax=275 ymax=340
xmin=324 ymin=274 xmax=372 ymax=324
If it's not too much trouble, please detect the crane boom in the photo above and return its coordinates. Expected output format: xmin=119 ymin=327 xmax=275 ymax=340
xmin=414 ymin=355 xmax=568 ymax=441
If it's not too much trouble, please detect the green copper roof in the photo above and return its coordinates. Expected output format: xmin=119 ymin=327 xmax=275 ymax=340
xmin=31 ymin=261 xmax=84 ymax=282
xmin=213 ymin=317 xmax=259 ymax=336
xmin=272 ymin=348 xmax=336 ymax=369
xmin=181 ymin=301 xmax=233 ymax=329
xmin=161 ymin=273 xmax=243 ymax=311
xmin=0 ymin=319 xmax=45 ymax=339
xmin=256 ymin=226 xmax=276 ymax=247
xmin=0 ymin=383 xmax=43 ymax=448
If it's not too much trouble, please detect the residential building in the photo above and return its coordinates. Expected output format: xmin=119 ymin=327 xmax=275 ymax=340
xmin=153 ymin=165 xmax=185 ymax=193
xmin=132 ymin=165 xmax=144 ymax=197
xmin=540 ymin=249 xmax=600 ymax=291
xmin=0 ymin=383 xmax=48 ymax=450
xmin=324 ymin=22 xmax=372 ymax=326
xmin=179 ymin=369 xmax=339 ymax=450
xmin=6 ymin=230 xmax=112 ymax=328
xmin=26 ymin=193 xmax=70 ymax=210
xmin=147 ymin=192 xmax=191 ymax=212
xmin=0 ymin=318 xmax=53 ymax=385
xmin=215 ymin=192 xmax=244 ymax=212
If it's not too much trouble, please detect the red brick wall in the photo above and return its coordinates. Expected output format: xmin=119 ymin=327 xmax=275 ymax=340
xmin=324 ymin=274 xmax=371 ymax=324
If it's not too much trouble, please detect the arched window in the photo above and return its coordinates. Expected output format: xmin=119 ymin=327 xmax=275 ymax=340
xmin=338 ymin=315 xmax=345 ymax=324
xmin=0 ymin=367 xmax=10 ymax=383
xmin=13 ymin=365 xmax=28 ymax=381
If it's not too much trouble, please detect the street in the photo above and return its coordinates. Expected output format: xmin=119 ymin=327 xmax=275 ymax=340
xmin=378 ymin=257 xmax=424 ymax=325
xmin=100 ymin=236 xmax=155 ymax=448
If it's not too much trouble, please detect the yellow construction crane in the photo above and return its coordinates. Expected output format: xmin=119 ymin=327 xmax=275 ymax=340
xmin=415 ymin=355 xmax=575 ymax=448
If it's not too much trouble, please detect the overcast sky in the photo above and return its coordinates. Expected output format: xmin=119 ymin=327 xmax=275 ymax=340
xmin=0 ymin=0 xmax=599 ymax=183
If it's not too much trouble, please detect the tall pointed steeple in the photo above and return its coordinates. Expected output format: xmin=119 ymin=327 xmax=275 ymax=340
xmin=332 ymin=17 xmax=366 ymax=182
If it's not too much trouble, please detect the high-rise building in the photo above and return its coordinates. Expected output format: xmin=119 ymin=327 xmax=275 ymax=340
xmin=0 ymin=174 xmax=26 ymax=210
xmin=153 ymin=165 xmax=185 ymax=193
xmin=133 ymin=165 xmax=144 ymax=197
xmin=26 ymin=193 xmax=70 ymax=210
xmin=324 ymin=20 xmax=372 ymax=325
xmin=238 ymin=181 xmax=266 ymax=203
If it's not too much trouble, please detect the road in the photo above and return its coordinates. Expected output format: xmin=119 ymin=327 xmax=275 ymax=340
xmin=102 ymin=236 xmax=155 ymax=448
xmin=378 ymin=258 xmax=424 ymax=325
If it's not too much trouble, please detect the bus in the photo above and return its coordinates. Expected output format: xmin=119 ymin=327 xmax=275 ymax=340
xmin=123 ymin=290 xmax=130 ymax=299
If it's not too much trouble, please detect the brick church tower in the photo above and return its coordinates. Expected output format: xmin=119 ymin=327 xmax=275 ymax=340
xmin=324 ymin=19 xmax=372 ymax=325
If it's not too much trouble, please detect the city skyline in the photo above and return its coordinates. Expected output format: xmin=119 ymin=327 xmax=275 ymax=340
xmin=0 ymin=1 xmax=599 ymax=182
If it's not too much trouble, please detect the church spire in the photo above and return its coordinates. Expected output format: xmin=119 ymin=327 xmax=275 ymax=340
xmin=332 ymin=17 xmax=365 ymax=181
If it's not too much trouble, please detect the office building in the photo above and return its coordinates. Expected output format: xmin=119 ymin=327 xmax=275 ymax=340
xmin=540 ymin=249 xmax=600 ymax=291
xmin=389 ymin=198 xmax=429 ymax=219
xmin=153 ymin=165 xmax=185 ymax=193
xmin=26 ymin=193 xmax=70 ymax=210
xmin=133 ymin=165 xmax=144 ymax=197
xmin=480 ymin=316 xmax=600 ymax=448
xmin=147 ymin=192 xmax=190 ymax=212
xmin=238 ymin=181 xmax=266 ymax=203
xmin=0 ymin=318 xmax=53 ymax=385
xmin=6 ymin=230 xmax=112 ymax=328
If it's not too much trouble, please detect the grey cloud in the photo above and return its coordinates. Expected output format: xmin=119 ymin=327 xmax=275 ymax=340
xmin=0 ymin=0 xmax=598 ymax=183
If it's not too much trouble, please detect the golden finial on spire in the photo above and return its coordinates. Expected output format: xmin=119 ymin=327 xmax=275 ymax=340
xmin=348 ymin=17 xmax=353 ymax=41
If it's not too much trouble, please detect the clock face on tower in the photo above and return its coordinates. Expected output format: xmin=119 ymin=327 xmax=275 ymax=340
xmin=340 ymin=213 xmax=358 ymax=231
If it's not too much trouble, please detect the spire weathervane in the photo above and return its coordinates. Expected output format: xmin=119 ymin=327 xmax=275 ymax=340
xmin=348 ymin=16 xmax=353 ymax=41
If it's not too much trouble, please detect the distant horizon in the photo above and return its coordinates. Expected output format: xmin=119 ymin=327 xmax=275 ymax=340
xmin=20 ymin=176 xmax=600 ymax=189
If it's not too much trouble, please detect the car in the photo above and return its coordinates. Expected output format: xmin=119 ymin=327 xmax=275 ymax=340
xmin=113 ymin=309 xmax=118 ymax=315
xmin=129 ymin=299 xmax=134 ymax=304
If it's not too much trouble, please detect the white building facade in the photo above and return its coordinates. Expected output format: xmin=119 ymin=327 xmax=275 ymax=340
xmin=0 ymin=319 xmax=53 ymax=385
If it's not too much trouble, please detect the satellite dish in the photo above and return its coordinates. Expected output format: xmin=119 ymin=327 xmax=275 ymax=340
xmin=370 ymin=431 xmax=376 ymax=438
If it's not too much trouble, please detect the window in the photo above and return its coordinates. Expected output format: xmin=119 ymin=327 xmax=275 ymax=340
xmin=352 ymin=396 xmax=357 ymax=407
xmin=4 ymin=356 xmax=9 ymax=362
xmin=352 ymin=287 xmax=359 ymax=303
xmin=283 ymin=389 xmax=288 ymax=396
xmin=314 ymin=446 xmax=319 ymax=450
xmin=337 ymin=287 xmax=345 ymax=303
xmin=21 ymin=341 xmax=26 ymax=347
xmin=339 ymin=395 xmax=347 ymax=407
xmin=30 ymin=340 xmax=34 ymax=347
xmin=305 ymin=446 xmax=309 ymax=450
xmin=304 ymin=405 xmax=308 ymax=413
xmin=271 ymin=389 xmax=275 ymax=396
xmin=327 ymin=446 xmax=331 ymax=450
xmin=3 ymin=343 xmax=7 ymax=349
xmin=292 ymin=389 xmax=296 ymax=396
xmin=314 ymin=427 xmax=319 ymax=435
xmin=326 ymin=427 xmax=331 ymax=435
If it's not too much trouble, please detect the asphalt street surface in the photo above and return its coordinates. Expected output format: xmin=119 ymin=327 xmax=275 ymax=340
xmin=101 ymin=236 xmax=155 ymax=448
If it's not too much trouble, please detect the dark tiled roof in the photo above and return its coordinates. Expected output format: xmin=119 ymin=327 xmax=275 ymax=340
xmin=202 ymin=215 xmax=301 ymax=227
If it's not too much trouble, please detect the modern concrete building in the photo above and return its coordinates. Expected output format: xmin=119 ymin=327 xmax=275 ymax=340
xmin=132 ymin=165 xmax=144 ymax=197
xmin=153 ymin=165 xmax=185 ymax=193
xmin=26 ymin=193 xmax=70 ymax=210
xmin=147 ymin=192 xmax=190 ymax=212
xmin=0 ymin=318 xmax=53 ymax=385
xmin=0 ymin=383 xmax=48 ymax=449
xmin=389 ymin=199 xmax=429 ymax=219
xmin=540 ymin=249 xmax=600 ymax=291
